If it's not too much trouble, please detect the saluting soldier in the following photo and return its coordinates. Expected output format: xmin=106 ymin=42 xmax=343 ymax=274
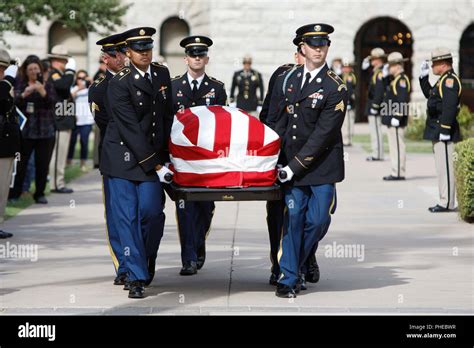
xmin=88 ymin=32 xmax=128 ymax=287
xmin=419 ymin=48 xmax=462 ymax=213
xmin=171 ymin=35 xmax=227 ymax=276
xmin=381 ymin=52 xmax=410 ymax=181
xmin=267 ymin=24 xmax=348 ymax=297
xmin=100 ymin=27 xmax=174 ymax=298
xmin=230 ymin=55 xmax=264 ymax=115
xmin=363 ymin=48 xmax=387 ymax=161
xmin=259 ymin=36 xmax=305 ymax=286
xmin=341 ymin=61 xmax=357 ymax=146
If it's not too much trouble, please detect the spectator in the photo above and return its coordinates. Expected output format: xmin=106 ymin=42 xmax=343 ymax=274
xmin=9 ymin=56 xmax=56 ymax=204
xmin=67 ymin=70 xmax=94 ymax=172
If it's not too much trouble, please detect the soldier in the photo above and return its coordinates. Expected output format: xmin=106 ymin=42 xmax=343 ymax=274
xmin=0 ymin=49 xmax=19 ymax=239
xmin=171 ymin=35 xmax=227 ymax=276
xmin=47 ymin=45 xmax=76 ymax=194
xmin=88 ymin=32 xmax=128 ymax=286
xmin=330 ymin=57 xmax=343 ymax=77
xmin=230 ymin=55 xmax=264 ymax=115
xmin=267 ymin=23 xmax=348 ymax=297
xmin=341 ymin=61 xmax=357 ymax=146
xmin=363 ymin=48 xmax=387 ymax=161
xmin=259 ymin=37 xmax=305 ymax=286
xmin=381 ymin=52 xmax=410 ymax=181
xmin=100 ymin=27 xmax=174 ymax=298
xmin=419 ymin=48 xmax=462 ymax=213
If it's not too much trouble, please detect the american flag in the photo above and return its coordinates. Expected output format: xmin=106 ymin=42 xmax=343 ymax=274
xmin=169 ymin=106 xmax=280 ymax=188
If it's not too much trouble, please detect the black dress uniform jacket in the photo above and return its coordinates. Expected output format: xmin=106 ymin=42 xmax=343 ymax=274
xmin=100 ymin=63 xmax=174 ymax=182
xmin=259 ymin=63 xmax=295 ymax=125
xmin=366 ymin=66 xmax=386 ymax=116
xmin=420 ymin=69 xmax=462 ymax=142
xmin=267 ymin=64 xmax=348 ymax=186
xmin=0 ymin=75 xmax=20 ymax=158
xmin=230 ymin=69 xmax=264 ymax=111
xmin=48 ymin=67 xmax=75 ymax=130
xmin=381 ymin=72 xmax=410 ymax=128
xmin=171 ymin=73 xmax=227 ymax=112
xmin=88 ymin=69 xmax=113 ymax=159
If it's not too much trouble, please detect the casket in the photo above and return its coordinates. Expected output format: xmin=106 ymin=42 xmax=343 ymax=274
xmin=165 ymin=106 xmax=282 ymax=202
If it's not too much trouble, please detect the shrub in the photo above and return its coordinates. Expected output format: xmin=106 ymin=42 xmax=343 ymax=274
xmin=454 ymin=138 xmax=474 ymax=223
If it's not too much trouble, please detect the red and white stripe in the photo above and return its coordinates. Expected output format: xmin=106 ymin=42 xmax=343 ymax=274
xmin=169 ymin=106 xmax=280 ymax=187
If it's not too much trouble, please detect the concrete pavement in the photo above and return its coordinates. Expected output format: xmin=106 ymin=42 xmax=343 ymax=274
xmin=1 ymin=138 xmax=473 ymax=315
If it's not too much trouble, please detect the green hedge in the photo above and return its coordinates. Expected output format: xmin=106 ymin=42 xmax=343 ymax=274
xmin=454 ymin=138 xmax=474 ymax=223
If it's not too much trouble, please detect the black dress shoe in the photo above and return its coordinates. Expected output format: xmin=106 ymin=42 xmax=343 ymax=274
xmin=383 ymin=175 xmax=406 ymax=181
xmin=128 ymin=281 xmax=145 ymax=299
xmin=123 ymin=280 xmax=130 ymax=291
xmin=275 ymin=284 xmax=297 ymax=298
xmin=297 ymin=274 xmax=307 ymax=291
xmin=145 ymin=258 xmax=156 ymax=286
xmin=306 ymin=259 xmax=320 ymax=284
xmin=52 ymin=187 xmax=73 ymax=194
xmin=114 ymin=273 xmax=128 ymax=286
xmin=180 ymin=261 xmax=197 ymax=276
xmin=366 ymin=156 xmax=383 ymax=161
xmin=428 ymin=204 xmax=453 ymax=213
xmin=197 ymin=244 xmax=206 ymax=270
xmin=0 ymin=230 xmax=13 ymax=239
xmin=269 ymin=273 xmax=279 ymax=286
xmin=35 ymin=196 xmax=48 ymax=204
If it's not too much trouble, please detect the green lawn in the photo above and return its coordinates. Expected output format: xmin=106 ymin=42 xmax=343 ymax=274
xmin=5 ymin=136 xmax=95 ymax=220
xmin=352 ymin=134 xmax=433 ymax=154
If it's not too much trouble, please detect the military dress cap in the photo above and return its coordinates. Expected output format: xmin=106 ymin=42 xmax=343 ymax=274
xmin=430 ymin=47 xmax=453 ymax=62
xmin=368 ymin=47 xmax=386 ymax=59
xmin=96 ymin=32 xmax=127 ymax=55
xmin=122 ymin=27 xmax=156 ymax=51
xmin=243 ymin=55 xmax=252 ymax=64
xmin=0 ymin=48 xmax=11 ymax=67
xmin=387 ymin=51 xmax=408 ymax=65
xmin=295 ymin=23 xmax=334 ymax=46
xmin=48 ymin=45 xmax=71 ymax=60
xmin=342 ymin=60 xmax=355 ymax=67
xmin=180 ymin=35 xmax=213 ymax=56
xmin=292 ymin=34 xmax=303 ymax=46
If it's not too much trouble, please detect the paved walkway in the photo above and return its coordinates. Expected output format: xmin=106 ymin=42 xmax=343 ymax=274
xmin=1 ymin=134 xmax=473 ymax=315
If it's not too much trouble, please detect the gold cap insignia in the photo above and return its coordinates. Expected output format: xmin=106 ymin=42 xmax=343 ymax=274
xmin=314 ymin=25 xmax=321 ymax=32
xmin=195 ymin=37 xmax=201 ymax=43
xmin=139 ymin=29 xmax=145 ymax=36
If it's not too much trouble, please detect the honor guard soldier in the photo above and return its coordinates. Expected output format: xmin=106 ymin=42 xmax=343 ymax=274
xmin=0 ymin=49 xmax=19 ymax=239
xmin=47 ymin=45 xmax=76 ymax=194
xmin=88 ymin=32 xmax=128 ymax=286
xmin=381 ymin=52 xmax=410 ymax=181
xmin=267 ymin=23 xmax=348 ymax=297
xmin=171 ymin=35 xmax=227 ymax=276
xmin=363 ymin=48 xmax=387 ymax=161
xmin=419 ymin=48 xmax=462 ymax=213
xmin=230 ymin=55 xmax=264 ymax=115
xmin=100 ymin=27 xmax=174 ymax=298
xmin=341 ymin=61 xmax=357 ymax=146
xmin=259 ymin=36 xmax=306 ymax=286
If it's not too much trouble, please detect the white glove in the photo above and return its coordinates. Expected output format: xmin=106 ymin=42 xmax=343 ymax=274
xmin=4 ymin=64 xmax=18 ymax=78
xmin=390 ymin=118 xmax=400 ymax=127
xmin=229 ymin=102 xmax=237 ymax=108
xmin=156 ymin=166 xmax=173 ymax=184
xmin=382 ymin=63 xmax=389 ymax=78
xmin=65 ymin=58 xmax=76 ymax=71
xmin=256 ymin=105 xmax=262 ymax=113
xmin=420 ymin=60 xmax=430 ymax=78
xmin=439 ymin=133 xmax=451 ymax=142
xmin=362 ymin=57 xmax=370 ymax=70
xmin=369 ymin=108 xmax=378 ymax=115
xmin=278 ymin=165 xmax=294 ymax=183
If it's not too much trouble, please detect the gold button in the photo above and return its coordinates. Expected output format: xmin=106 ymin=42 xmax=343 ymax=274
xmin=293 ymin=114 xmax=297 ymax=118
xmin=293 ymin=125 xmax=297 ymax=129
xmin=152 ymin=133 xmax=155 ymax=137
xmin=296 ymin=103 xmax=299 ymax=106
xmin=139 ymin=102 xmax=143 ymax=106
xmin=292 ymin=136 xmax=296 ymax=140
xmin=153 ymin=112 xmax=156 ymax=115
xmin=152 ymin=122 xmax=156 ymax=126
xmin=120 ymin=141 xmax=124 ymax=145
xmin=192 ymin=102 xmax=196 ymax=106
xmin=153 ymin=101 xmax=156 ymax=104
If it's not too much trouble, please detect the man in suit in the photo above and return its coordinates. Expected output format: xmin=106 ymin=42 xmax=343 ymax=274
xmin=419 ymin=48 xmax=462 ymax=213
xmin=100 ymin=27 xmax=174 ymax=298
xmin=381 ymin=52 xmax=411 ymax=181
xmin=230 ymin=55 xmax=264 ymax=115
xmin=171 ymin=35 xmax=227 ymax=276
xmin=89 ymin=32 xmax=128 ymax=286
xmin=267 ymin=23 xmax=348 ymax=298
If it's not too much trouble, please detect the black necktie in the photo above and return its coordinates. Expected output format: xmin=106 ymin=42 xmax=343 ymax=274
xmin=144 ymin=72 xmax=152 ymax=85
xmin=300 ymin=72 xmax=311 ymax=93
xmin=192 ymin=80 xmax=198 ymax=98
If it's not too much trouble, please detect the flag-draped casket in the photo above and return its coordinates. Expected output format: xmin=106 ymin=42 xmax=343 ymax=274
xmin=169 ymin=106 xmax=280 ymax=188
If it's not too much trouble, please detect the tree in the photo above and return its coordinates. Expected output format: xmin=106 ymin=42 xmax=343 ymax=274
xmin=0 ymin=0 xmax=131 ymax=44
